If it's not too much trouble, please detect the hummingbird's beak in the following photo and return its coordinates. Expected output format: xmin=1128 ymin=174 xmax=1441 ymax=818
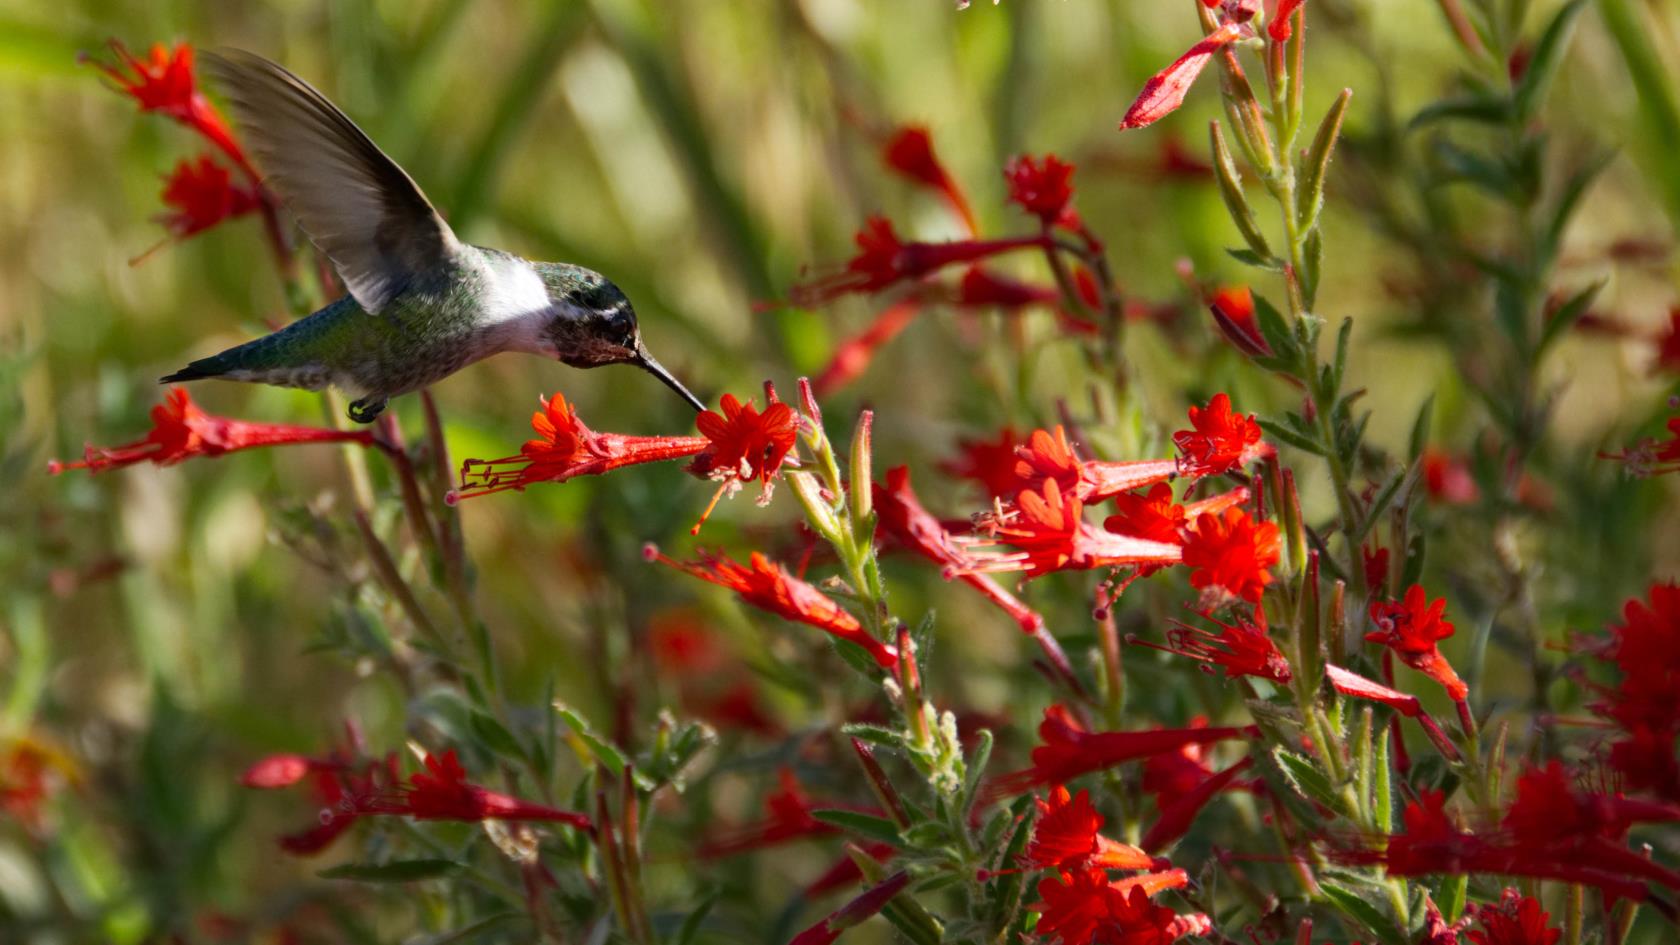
xmin=632 ymin=343 xmax=706 ymax=413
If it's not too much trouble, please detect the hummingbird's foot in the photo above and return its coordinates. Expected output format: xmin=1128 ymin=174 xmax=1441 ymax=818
xmin=346 ymin=396 xmax=388 ymax=424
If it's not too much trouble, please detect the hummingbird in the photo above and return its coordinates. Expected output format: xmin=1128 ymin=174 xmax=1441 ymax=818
xmin=161 ymin=49 xmax=705 ymax=423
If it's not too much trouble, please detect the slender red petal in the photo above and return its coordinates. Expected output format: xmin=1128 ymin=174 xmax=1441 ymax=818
xmin=1120 ymin=23 xmax=1248 ymax=131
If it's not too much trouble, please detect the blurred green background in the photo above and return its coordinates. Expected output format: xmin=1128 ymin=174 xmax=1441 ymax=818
xmin=2 ymin=0 xmax=1678 ymax=941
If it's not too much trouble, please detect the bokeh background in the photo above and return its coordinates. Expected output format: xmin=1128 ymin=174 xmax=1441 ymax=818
xmin=2 ymin=0 xmax=1678 ymax=941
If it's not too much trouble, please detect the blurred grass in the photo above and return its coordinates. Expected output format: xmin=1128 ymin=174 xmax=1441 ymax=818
xmin=1 ymin=0 xmax=1678 ymax=941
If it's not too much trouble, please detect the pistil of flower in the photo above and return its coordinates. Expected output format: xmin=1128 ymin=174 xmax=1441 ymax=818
xmin=687 ymin=388 xmax=800 ymax=534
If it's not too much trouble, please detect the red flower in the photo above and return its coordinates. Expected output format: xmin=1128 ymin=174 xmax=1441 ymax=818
xmin=1142 ymin=756 xmax=1254 ymax=853
xmin=240 ymin=754 xmax=322 ymax=790
xmin=367 ymin=751 xmax=592 ymax=830
xmin=789 ymin=871 xmax=910 ymax=945
xmin=1032 ymin=871 xmax=1206 ymax=945
xmin=812 ymin=301 xmax=921 ymax=396
xmin=1599 ymin=416 xmax=1680 ymax=478
xmin=1137 ymin=609 xmax=1292 ymax=683
xmin=788 ymin=216 xmax=1049 ymax=306
xmin=87 ymin=40 xmax=256 ymax=179
xmin=247 ymin=749 xmax=396 ymax=856
xmin=1581 ymin=583 xmax=1680 ymax=795
xmin=1366 ymin=584 xmax=1468 ymax=702
xmin=157 ymin=155 xmax=260 ymax=239
xmin=1267 ymin=0 xmax=1308 ymax=41
xmin=1119 ymin=22 xmax=1249 ymax=131
xmin=882 ymin=125 xmax=976 ymax=235
xmin=1004 ymin=154 xmax=1076 ymax=227
xmin=991 ymin=705 xmax=1254 ymax=796
xmin=961 ymin=481 xmax=1182 ymax=580
xmin=1421 ymin=448 xmax=1481 ymax=504
xmin=1 ymin=737 xmax=76 ymax=832
xmin=1208 ymin=286 xmax=1271 ymax=357
xmin=645 ymin=546 xmax=897 ymax=669
xmin=450 ymin=392 xmax=707 ymax=501
xmin=1105 ymin=483 xmax=1187 ymax=546
xmin=1363 ymin=544 xmax=1391 ymax=594
xmin=1026 ymin=787 xmax=1157 ymax=871
xmin=698 ymin=768 xmax=844 ymax=858
xmin=1180 ymin=507 xmax=1280 ymax=603
xmin=647 ymin=610 xmax=726 ymax=676
xmin=1325 ymin=664 xmax=1461 ymax=760
xmin=954 ymin=266 xmax=1061 ymax=309
xmin=1466 ymin=889 xmax=1561 ymax=945
xmin=1015 ymin=427 xmax=1180 ymax=503
xmin=49 ymin=388 xmax=378 ymax=475
xmin=941 ymin=428 xmax=1027 ymax=498
xmin=687 ymin=388 xmax=800 ymax=532
xmin=1173 ymin=393 xmax=1266 ymax=479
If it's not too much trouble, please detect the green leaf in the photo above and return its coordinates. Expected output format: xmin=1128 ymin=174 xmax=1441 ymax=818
xmin=554 ymin=704 xmax=629 ymax=774
xmin=811 ymin=809 xmax=904 ymax=846
xmin=1253 ymin=294 xmax=1299 ymax=362
xmin=1272 ymin=747 xmax=1346 ymax=815
xmin=1351 ymin=468 xmax=1410 ymax=544
xmin=961 ymin=729 xmax=993 ymax=818
xmin=842 ymin=723 xmax=908 ymax=749
xmin=1373 ymin=727 xmax=1393 ymax=834
xmin=1430 ymin=139 xmax=1517 ymax=200
xmin=1408 ymin=94 xmax=1509 ymax=128
xmin=1211 ymin=121 xmax=1273 ymax=259
xmin=1322 ymin=881 xmax=1408 ymax=945
xmin=1226 ymin=247 xmax=1285 ymax=272
xmin=410 ymin=913 xmax=524 ymax=945
xmin=1541 ymin=152 xmax=1614 ymax=266
xmin=319 ymin=859 xmax=462 ymax=883
xmin=674 ymin=892 xmax=719 ymax=945
xmin=1297 ymin=88 xmax=1352 ymax=237
xmin=1535 ymin=280 xmax=1603 ymax=358
xmin=1257 ymin=419 xmax=1326 ymax=456
xmin=1513 ymin=0 xmax=1587 ymax=122
xmin=469 ymin=710 xmax=525 ymax=762
xmin=1407 ymin=394 xmax=1435 ymax=462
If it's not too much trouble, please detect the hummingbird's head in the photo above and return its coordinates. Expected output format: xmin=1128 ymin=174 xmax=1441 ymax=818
xmin=546 ymin=273 xmax=705 ymax=412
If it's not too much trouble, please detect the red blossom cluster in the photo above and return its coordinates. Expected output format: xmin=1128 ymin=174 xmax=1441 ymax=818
xmin=1577 ymin=583 xmax=1680 ymax=799
xmin=85 ymin=40 xmax=276 ymax=256
xmin=952 ymin=393 xmax=1278 ymax=609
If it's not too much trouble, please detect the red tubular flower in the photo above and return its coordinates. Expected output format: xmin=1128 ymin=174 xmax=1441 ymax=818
xmin=991 ymin=705 xmax=1254 ymax=796
xmin=788 ymin=871 xmax=910 ymax=945
xmin=882 ymin=125 xmax=977 ymax=236
xmin=1326 ymin=664 xmax=1461 ymax=760
xmin=687 ymin=388 xmax=800 ymax=532
xmin=813 ymin=301 xmax=921 ymax=396
xmin=1173 ymin=393 xmax=1267 ymax=479
xmin=941 ymin=428 xmax=1026 ymax=498
xmin=954 ymin=266 xmax=1061 ymax=310
xmin=450 ymin=392 xmax=707 ymax=501
xmin=960 ymin=481 xmax=1183 ymax=580
xmin=49 ymin=388 xmax=378 ymax=475
xmin=1421 ymin=448 xmax=1481 ymax=503
xmin=646 ymin=546 xmax=897 ymax=669
xmin=1136 ymin=609 xmax=1292 ymax=683
xmin=1026 ymin=787 xmax=1157 ymax=871
xmin=788 ymin=216 xmax=1049 ymax=306
xmin=1466 ymin=889 xmax=1561 ymax=945
xmin=698 ymin=768 xmax=847 ymax=858
xmin=364 ymin=751 xmax=591 ymax=830
xmin=1142 ymin=756 xmax=1255 ymax=853
xmin=241 ymin=754 xmax=326 ymax=790
xmin=157 ymin=155 xmax=260 ymax=240
xmin=1015 ymin=426 xmax=1179 ymax=503
xmin=0 ymin=737 xmax=76 ymax=832
xmin=1032 ymin=871 xmax=1205 ymax=945
xmin=1208 ymin=286 xmax=1271 ymax=357
xmin=87 ymin=40 xmax=257 ymax=179
xmin=1267 ymin=0 xmax=1308 ymax=41
xmin=1004 ymin=154 xmax=1076 ymax=227
xmin=256 ymin=751 xmax=398 ymax=856
xmin=1366 ymin=584 xmax=1468 ymax=702
xmin=874 ymin=466 xmax=1039 ymax=633
xmin=1181 ymin=506 xmax=1280 ymax=603
xmin=1120 ymin=22 xmax=1249 ymax=130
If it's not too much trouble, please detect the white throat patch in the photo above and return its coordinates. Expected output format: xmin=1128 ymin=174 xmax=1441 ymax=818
xmin=480 ymin=256 xmax=555 ymax=354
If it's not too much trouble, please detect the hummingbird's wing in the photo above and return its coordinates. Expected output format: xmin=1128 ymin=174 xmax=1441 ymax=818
xmin=202 ymin=49 xmax=462 ymax=315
